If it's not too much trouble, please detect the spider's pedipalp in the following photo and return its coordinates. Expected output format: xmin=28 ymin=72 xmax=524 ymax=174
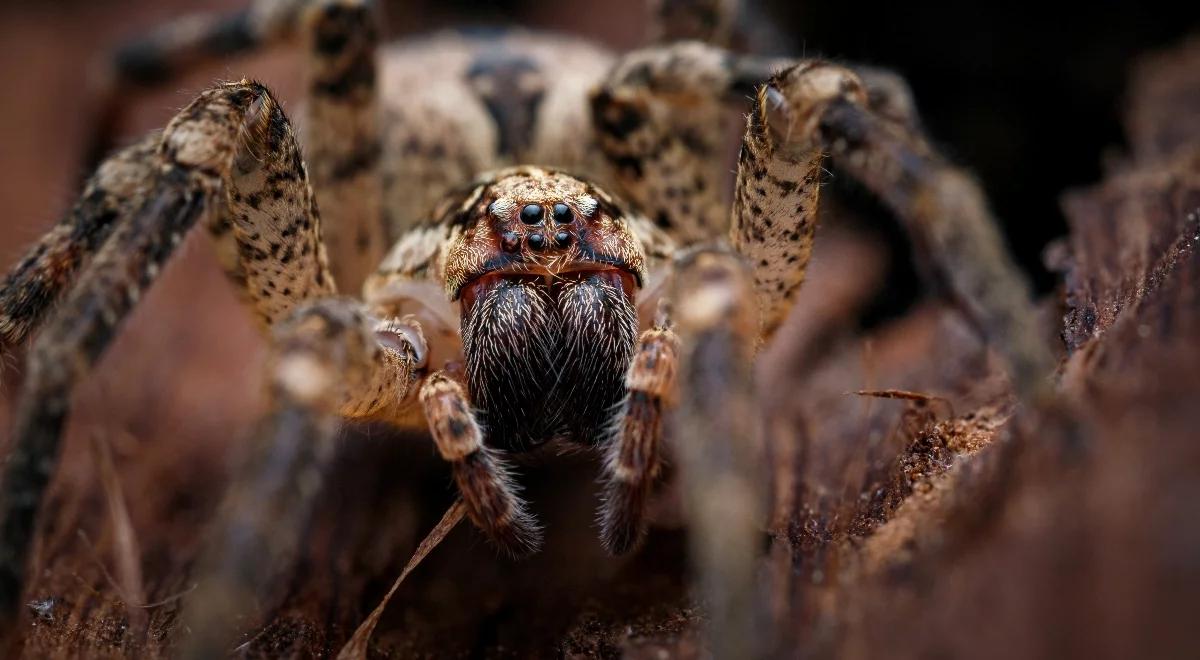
xmin=0 ymin=80 xmax=332 ymax=619
xmin=599 ymin=324 xmax=679 ymax=555
xmin=420 ymin=371 xmax=542 ymax=557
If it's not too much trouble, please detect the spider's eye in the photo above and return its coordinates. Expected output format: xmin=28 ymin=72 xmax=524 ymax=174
xmin=552 ymin=203 xmax=573 ymax=224
xmin=520 ymin=204 xmax=544 ymax=224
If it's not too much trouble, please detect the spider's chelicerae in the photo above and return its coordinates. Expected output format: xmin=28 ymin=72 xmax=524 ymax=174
xmin=0 ymin=0 xmax=1050 ymax=652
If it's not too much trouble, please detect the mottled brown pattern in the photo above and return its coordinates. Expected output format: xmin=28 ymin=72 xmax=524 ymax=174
xmin=592 ymin=42 xmax=748 ymax=244
xmin=0 ymin=137 xmax=159 ymax=346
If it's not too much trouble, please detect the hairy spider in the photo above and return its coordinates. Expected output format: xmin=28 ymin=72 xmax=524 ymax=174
xmin=0 ymin=0 xmax=1050 ymax=654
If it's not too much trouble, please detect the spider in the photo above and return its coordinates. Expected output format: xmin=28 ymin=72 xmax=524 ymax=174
xmin=0 ymin=0 xmax=1051 ymax=653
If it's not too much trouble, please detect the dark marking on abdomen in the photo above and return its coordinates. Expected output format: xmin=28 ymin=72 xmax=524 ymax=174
xmin=465 ymin=50 xmax=546 ymax=160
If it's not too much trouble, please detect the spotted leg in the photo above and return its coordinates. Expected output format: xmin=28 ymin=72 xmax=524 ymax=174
xmin=84 ymin=0 xmax=386 ymax=293
xmin=0 ymin=138 xmax=160 ymax=347
xmin=739 ymin=61 xmax=1054 ymax=398
xmin=729 ymin=61 xmax=849 ymax=342
xmin=301 ymin=0 xmax=386 ymax=294
xmin=591 ymin=43 xmax=780 ymax=244
xmin=0 ymin=80 xmax=335 ymax=620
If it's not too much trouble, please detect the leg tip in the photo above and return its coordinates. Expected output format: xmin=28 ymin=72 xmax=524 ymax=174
xmin=452 ymin=450 xmax=544 ymax=558
xmin=484 ymin=508 xmax=544 ymax=559
xmin=598 ymin=479 xmax=651 ymax=556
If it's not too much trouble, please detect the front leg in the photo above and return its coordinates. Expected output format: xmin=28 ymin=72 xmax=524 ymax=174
xmin=595 ymin=248 xmax=761 ymax=657
xmin=730 ymin=62 xmax=864 ymax=341
xmin=670 ymin=247 xmax=763 ymax=658
xmin=737 ymin=61 xmax=1054 ymax=398
xmin=85 ymin=0 xmax=387 ymax=293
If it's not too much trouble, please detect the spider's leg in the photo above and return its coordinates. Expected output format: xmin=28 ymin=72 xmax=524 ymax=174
xmin=84 ymin=0 xmax=305 ymax=170
xmin=0 ymin=80 xmax=334 ymax=619
xmin=86 ymin=0 xmax=387 ymax=294
xmin=419 ymin=370 xmax=542 ymax=558
xmin=590 ymin=43 xmax=779 ymax=244
xmin=854 ymin=65 xmax=925 ymax=134
xmin=182 ymin=297 xmax=424 ymax=657
xmin=0 ymin=137 xmax=159 ymax=347
xmin=728 ymin=62 xmax=849 ymax=342
xmin=671 ymin=247 xmax=764 ymax=658
xmin=755 ymin=63 xmax=1054 ymax=399
xmin=729 ymin=60 xmax=1052 ymax=397
xmin=599 ymin=322 xmax=679 ymax=554
xmin=301 ymin=0 xmax=386 ymax=294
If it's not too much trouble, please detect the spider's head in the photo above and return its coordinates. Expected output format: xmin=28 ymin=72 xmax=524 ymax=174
xmin=441 ymin=168 xmax=645 ymax=452
xmin=442 ymin=167 xmax=646 ymax=301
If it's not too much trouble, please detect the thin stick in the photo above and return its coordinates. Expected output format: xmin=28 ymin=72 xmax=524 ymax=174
xmin=336 ymin=499 xmax=467 ymax=660
xmin=852 ymin=389 xmax=955 ymax=418
xmin=90 ymin=432 xmax=148 ymax=635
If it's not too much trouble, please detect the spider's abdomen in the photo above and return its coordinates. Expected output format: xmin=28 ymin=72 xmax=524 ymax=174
xmin=377 ymin=31 xmax=616 ymax=240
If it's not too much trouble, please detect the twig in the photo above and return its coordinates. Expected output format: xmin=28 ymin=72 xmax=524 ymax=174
xmin=89 ymin=431 xmax=149 ymax=636
xmin=336 ymin=499 xmax=467 ymax=660
xmin=852 ymin=389 xmax=956 ymax=418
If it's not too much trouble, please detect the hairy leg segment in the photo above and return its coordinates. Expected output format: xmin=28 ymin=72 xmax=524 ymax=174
xmin=0 ymin=80 xmax=334 ymax=619
xmin=87 ymin=0 xmax=388 ymax=293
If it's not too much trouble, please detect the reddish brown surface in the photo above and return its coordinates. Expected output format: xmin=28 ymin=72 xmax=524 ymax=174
xmin=2 ymin=3 xmax=1200 ymax=659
